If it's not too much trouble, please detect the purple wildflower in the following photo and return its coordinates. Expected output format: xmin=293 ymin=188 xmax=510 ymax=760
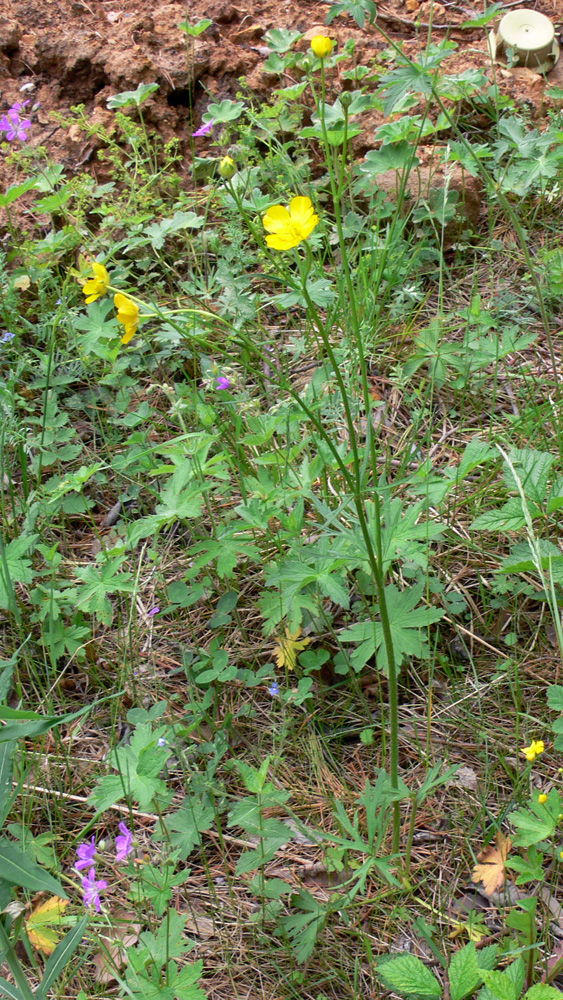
xmin=192 ymin=118 xmax=214 ymax=137
xmin=0 ymin=332 xmax=14 ymax=344
xmin=115 ymin=821 xmax=133 ymax=862
xmin=158 ymin=737 xmax=167 ymax=746
xmin=216 ymin=375 xmax=232 ymax=391
xmin=74 ymin=835 xmax=97 ymax=871
xmin=268 ymin=682 xmax=280 ymax=696
xmin=147 ymin=606 xmax=160 ymax=617
xmin=9 ymin=101 xmax=30 ymax=114
xmin=81 ymin=867 xmax=107 ymax=911
xmin=0 ymin=110 xmax=31 ymax=142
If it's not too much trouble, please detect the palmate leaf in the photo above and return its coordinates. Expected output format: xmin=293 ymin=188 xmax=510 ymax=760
xmin=509 ymin=789 xmax=562 ymax=847
xmin=279 ymin=890 xmax=328 ymax=963
xmin=339 ymin=582 xmax=445 ymax=674
xmin=325 ymin=0 xmax=377 ymax=28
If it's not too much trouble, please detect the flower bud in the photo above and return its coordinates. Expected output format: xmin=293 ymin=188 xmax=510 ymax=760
xmin=339 ymin=91 xmax=353 ymax=109
xmin=538 ymin=793 xmax=548 ymax=804
xmin=310 ymin=35 xmax=334 ymax=58
xmin=219 ymin=155 xmax=236 ymax=179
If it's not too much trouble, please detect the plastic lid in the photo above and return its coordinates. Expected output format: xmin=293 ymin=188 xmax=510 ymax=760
xmin=499 ymin=9 xmax=554 ymax=53
xmin=489 ymin=8 xmax=559 ymax=72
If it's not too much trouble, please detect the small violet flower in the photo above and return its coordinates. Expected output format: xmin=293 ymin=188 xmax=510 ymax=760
xmin=158 ymin=737 xmax=167 ymax=746
xmin=81 ymin=867 xmax=107 ymax=911
xmin=74 ymin=836 xmax=97 ymax=871
xmin=115 ymin=821 xmax=133 ymax=862
xmin=0 ymin=109 xmax=31 ymax=142
xmin=147 ymin=606 xmax=160 ymax=617
xmin=216 ymin=375 xmax=232 ymax=391
xmin=0 ymin=331 xmax=14 ymax=344
xmin=192 ymin=118 xmax=214 ymax=136
xmin=268 ymin=682 xmax=280 ymax=697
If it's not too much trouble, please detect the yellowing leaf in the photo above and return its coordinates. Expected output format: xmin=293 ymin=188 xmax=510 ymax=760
xmin=26 ymin=896 xmax=69 ymax=955
xmin=273 ymin=627 xmax=310 ymax=671
xmin=471 ymin=831 xmax=512 ymax=895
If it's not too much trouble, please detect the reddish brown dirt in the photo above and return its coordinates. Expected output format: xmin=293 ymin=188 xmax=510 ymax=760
xmin=2 ymin=0 xmax=563 ymax=197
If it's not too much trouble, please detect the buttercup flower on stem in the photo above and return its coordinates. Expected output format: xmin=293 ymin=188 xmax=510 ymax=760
xmin=114 ymin=293 xmax=140 ymax=344
xmin=521 ymin=739 xmax=545 ymax=762
xmin=263 ymin=196 xmax=319 ymax=251
xmin=74 ymin=835 xmax=97 ymax=871
xmin=219 ymin=155 xmax=237 ymax=179
xmin=193 ymin=118 xmax=214 ymax=137
xmin=115 ymin=821 xmax=134 ymax=862
xmin=310 ymin=35 xmax=333 ymax=58
xmin=82 ymin=262 xmax=110 ymax=304
xmin=539 ymin=793 xmax=548 ymax=804
xmin=81 ymin=868 xmax=107 ymax=911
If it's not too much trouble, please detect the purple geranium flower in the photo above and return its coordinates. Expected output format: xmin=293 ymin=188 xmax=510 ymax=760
xmin=216 ymin=375 xmax=232 ymax=391
xmin=9 ymin=101 xmax=30 ymax=114
xmin=74 ymin=835 xmax=97 ymax=871
xmin=81 ymin=867 xmax=107 ymax=911
xmin=0 ymin=110 xmax=31 ymax=142
xmin=115 ymin=821 xmax=133 ymax=862
xmin=192 ymin=118 xmax=214 ymax=137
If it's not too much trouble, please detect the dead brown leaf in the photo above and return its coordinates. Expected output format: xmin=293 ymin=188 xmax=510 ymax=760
xmin=471 ymin=832 xmax=512 ymax=895
xmin=91 ymin=909 xmax=140 ymax=984
xmin=184 ymin=915 xmax=216 ymax=941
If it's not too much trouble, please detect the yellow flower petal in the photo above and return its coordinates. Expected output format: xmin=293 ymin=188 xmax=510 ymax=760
xmin=289 ymin=196 xmax=314 ymax=223
xmin=263 ymin=205 xmax=292 ymax=233
xmin=82 ymin=262 xmax=110 ymax=304
xmin=311 ymin=35 xmax=333 ymax=58
xmin=120 ymin=326 xmax=137 ymax=345
xmin=521 ymin=739 xmax=545 ymax=761
xmin=262 ymin=195 xmax=320 ymax=251
xmin=114 ymin=293 xmax=140 ymax=343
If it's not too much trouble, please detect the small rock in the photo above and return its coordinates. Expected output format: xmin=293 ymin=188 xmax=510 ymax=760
xmin=296 ymin=25 xmax=337 ymax=51
xmin=232 ymin=23 xmax=265 ymax=43
xmin=0 ymin=17 xmax=21 ymax=54
xmin=368 ymin=157 xmax=482 ymax=245
xmin=419 ymin=1 xmax=446 ymax=18
xmin=207 ymin=2 xmax=240 ymax=23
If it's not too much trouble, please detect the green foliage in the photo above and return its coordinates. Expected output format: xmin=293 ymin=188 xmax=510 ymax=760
xmin=339 ymin=582 xmax=445 ymax=673
xmin=106 ymin=83 xmax=159 ymax=110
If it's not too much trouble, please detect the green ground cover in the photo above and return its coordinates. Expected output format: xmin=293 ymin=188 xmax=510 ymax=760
xmin=3 ymin=3 xmax=563 ymax=997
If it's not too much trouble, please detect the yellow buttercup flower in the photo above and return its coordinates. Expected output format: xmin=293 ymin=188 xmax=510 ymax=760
xmin=538 ymin=793 xmax=548 ymax=804
xmin=219 ymin=155 xmax=236 ymax=179
xmin=521 ymin=740 xmax=545 ymax=762
xmin=310 ymin=35 xmax=333 ymax=58
xmin=263 ymin=196 xmax=319 ymax=251
xmin=83 ymin=262 xmax=110 ymax=304
xmin=114 ymin=293 xmax=140 ymax=345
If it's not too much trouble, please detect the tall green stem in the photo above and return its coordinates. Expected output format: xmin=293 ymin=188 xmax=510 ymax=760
xmin=309 ymin=57 xmax=400 ymax=845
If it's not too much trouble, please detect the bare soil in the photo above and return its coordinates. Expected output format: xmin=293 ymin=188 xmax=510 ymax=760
xmin=3 ymin=0 xmax=563 ymax=199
